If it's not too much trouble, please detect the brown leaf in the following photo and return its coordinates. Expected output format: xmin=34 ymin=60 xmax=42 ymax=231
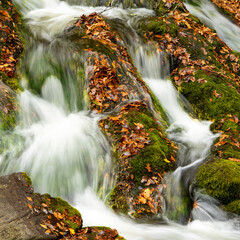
xmin=145 ymin=164 xmax=152 ymax=172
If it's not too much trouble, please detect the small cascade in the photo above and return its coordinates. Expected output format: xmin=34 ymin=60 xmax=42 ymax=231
xmin=184 ymin=0 xmax=240 ymax=51
xmin=130 ymin=44 xmax=219 ymax=222
xmin=13 ymin=0 xmax=153 ymax=41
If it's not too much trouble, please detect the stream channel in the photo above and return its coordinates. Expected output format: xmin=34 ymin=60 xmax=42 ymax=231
xmin=0 ymin=0 xmax=240 ymax=239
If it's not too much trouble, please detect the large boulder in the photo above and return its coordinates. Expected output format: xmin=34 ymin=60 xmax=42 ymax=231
xmin=0 ymin=172 xmax=125 ymax=240
xmin=196 ymin=159 xmax=240 ymax=213
xmin=0 ymin=172 xmax=57 ymax=239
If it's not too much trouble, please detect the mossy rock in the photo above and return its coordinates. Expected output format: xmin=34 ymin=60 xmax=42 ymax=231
xmin=225 ymin=200 xmax=240 ymax=215
xmin=104 ymin=102 xmax=176 ymax=219
xmin=179 ymin=70 xmax=240 ymax=122
xmin=42 ymin=194 xmax=82 ymax=230
xmin=140 ymin=17 xmax=178 ymax=38
xmin=196 ymin=159 xmax=240 ymax=209
xmin=0 ymin=80 xmax=17 ymax=130
xmin=108 ymin=185 xmax=129 ymax=214
xmin=105 ymin=103 xmax=175 ymax=187
xmin=21 ymin=172 xmax=32 ymax=186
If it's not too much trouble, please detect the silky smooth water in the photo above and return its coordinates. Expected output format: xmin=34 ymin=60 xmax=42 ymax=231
xmin=0 ymin=0 xmax=240 ymax=239
xmin=0 ymin=77 xmax=113 ymax=198
xmin=185 ymin=0 xmax=240 ymax=51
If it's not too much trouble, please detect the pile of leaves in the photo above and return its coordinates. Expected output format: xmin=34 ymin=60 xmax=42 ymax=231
xmin=143 ymin=5 xmax=240 ymax=87
xmin=74 ymin=13 xmax=148 ymax=112
xmin=101 ymin=101 xmax=176 ymax=219
xmin=100 ymin=102 xmax=150 ymax=158
xmin=87 ymin=54 xmax=131 ymax=112
xmin=27 ymin=194 xmax=123 ymax=240
xmin=211 ymin=0 xmax=240 ymax=26
xmin=128 ymin=161 xmax=166 ymax=218
xmin=0 ymin=4 xmax=23 ymax=78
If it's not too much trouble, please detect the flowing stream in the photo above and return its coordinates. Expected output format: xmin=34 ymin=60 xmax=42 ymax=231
xmin=184 ymin=0 xmax=240 ymax=51
xmin=0 ymin=0 xmax=240 ymax=239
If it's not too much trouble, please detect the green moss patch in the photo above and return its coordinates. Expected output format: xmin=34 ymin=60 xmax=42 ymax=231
xmin=102 ymin=102 xmax=176 ymax=219
xmin=225 ymin=200 xmax=240 ymax=215
xmin=44 ymin=195 xmax=81 ymax=218
xmin=127 ymin=109 xmax=174 ymax=185
xmin=21 ymin=172 xmax=32 ymax=186
xmin=196 ymin=159 xmax=240 ymax=206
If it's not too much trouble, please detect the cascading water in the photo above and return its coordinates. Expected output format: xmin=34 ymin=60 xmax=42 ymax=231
xmin=128 ymin=43 xmax=221 ymax=222
xmin=184 ymin=0 xmax=240 ymax=51
xmin=1 ymin=0 xmax=240 ymax=239
xmin=0 ymin=77 xmax=113 ymax=198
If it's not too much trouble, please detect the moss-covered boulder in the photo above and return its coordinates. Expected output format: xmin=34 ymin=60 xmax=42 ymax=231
xmin=100 ymin=101 xmax=176 ymax=220
xmin=66 ymin=13 xmax=177 ymax=220
xmin=196 ymin=159 xmax=240 ymax=209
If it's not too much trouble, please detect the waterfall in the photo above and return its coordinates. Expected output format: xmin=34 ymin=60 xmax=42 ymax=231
xmin=0 ymin=77 xmax=113 ymax=198
xmin=1 ymin=0 xmax=240 ymax=239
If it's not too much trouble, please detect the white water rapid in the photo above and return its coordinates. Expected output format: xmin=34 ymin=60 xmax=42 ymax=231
xmin=0 ymin=76 xmax=113 ymax=198
xmin=184 ymin=0 xmax=240 ymax=51
xmin=0 ymin=0 xmax=240 ymax=239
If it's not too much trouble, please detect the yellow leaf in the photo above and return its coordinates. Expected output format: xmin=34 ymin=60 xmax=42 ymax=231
xmin=164 ymin=159 xmax=171 ymax=163
xmin=139 ymin=196 xmax=146 ymax=204
xmin=69 ymin=228 xmax=75 ymax=235
xmin=26 ymin=197 xmax=33 ymax=201
xmin=143 ymin=188 xmax=151 ymax=199
xmin=40 ymin=224 xmax=48 ymax=229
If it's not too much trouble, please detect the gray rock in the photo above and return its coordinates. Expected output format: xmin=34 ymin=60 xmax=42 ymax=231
xmin=0 ymin=173 xmax=57 ymax=240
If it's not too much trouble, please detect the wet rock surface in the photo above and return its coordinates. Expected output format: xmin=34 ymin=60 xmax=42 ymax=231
xmin=0 ymin=173 xmax=125 ymax=240
xmin=0 ymin=173 xmax=57 ymax=240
